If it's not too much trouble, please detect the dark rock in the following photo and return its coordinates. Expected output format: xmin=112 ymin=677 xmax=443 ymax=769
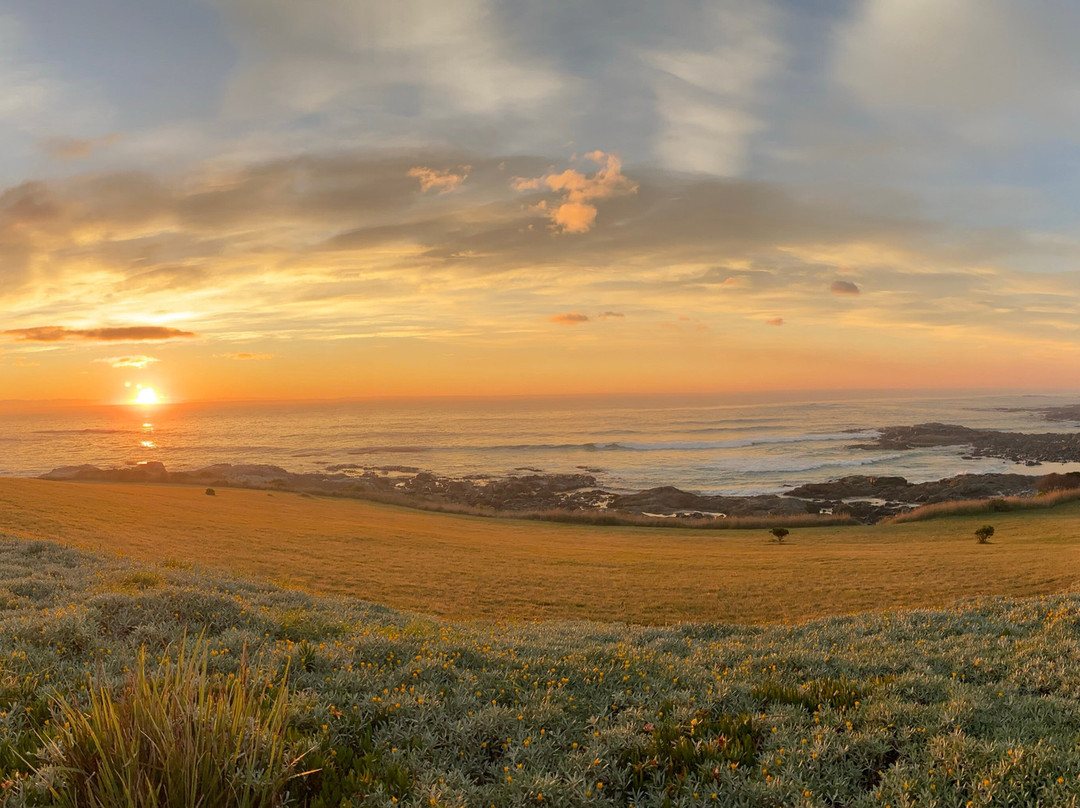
xmin=609 ymin=487 xmax=810 ymax=518
xmin=855 ymin=423 xmax=1080 ymax=465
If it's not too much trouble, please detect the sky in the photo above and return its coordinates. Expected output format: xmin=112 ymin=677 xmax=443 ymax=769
xmin=4 ymin=0 xmax=1080 ymax=402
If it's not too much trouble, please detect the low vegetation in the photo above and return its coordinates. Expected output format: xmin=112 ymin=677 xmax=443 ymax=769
xmin=0 ymin=538 xmax=1079 ymax=806
xmin=884 ymin=486 xmax=1080 ymax=524
xmin=768 ymin=527 xmax=790 ymax=543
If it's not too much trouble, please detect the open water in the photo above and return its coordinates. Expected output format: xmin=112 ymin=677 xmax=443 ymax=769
xmin=2 ymin=391 xmax=1080 ymax=495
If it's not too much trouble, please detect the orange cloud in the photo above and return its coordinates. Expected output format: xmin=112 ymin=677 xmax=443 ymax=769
xmin=510 ymin=176 xmax=543 ymax=191
xmin=94 ymin=355 xmax=160 ymax=369
xmin=830 ymin=280 xmax=861 ymax=295
xmin=550 ymin=312 xmax=590 ymax=324
xmin=408 ymin=165 xmax=470 ymax=194
xmin=4 ymin=326 xmax=197 ymax=342
xmin=599 ymin=311 xmax=624 ymax=319
xmin=218 ymin=352 xmax=275 ymax=360
xmin=515 ymin=151 xmax=637 ymax=234
xmin=766 ymin=317 xmax=784 ymax=326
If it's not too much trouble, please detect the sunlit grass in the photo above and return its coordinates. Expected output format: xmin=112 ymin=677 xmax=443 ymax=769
xmin=3 ymin=479 xmax=1080 ymax=624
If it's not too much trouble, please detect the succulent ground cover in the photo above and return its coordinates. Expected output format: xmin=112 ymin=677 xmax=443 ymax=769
xmin=0 ymin=536 xmax=1078 ymax=806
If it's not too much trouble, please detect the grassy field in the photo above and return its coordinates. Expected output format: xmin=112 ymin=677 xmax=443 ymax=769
xmin=1 ymin=538 xmax=1080 ymax=807
xmin=1 ymin=479 xmax=1080 ymax=624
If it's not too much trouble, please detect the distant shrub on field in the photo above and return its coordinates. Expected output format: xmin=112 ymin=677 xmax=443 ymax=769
xmin=769 ymin=527 xmax=790 ymax=543
xmin=975 ymin=525 xmax=995 ymax=544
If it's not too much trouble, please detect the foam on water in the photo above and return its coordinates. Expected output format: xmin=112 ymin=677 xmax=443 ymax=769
xmin=2 ymin=392 xmax=1080 ymax=494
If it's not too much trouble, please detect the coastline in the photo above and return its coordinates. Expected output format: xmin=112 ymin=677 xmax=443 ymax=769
xmin=36 ymin=417 xmax=1080 ymax=525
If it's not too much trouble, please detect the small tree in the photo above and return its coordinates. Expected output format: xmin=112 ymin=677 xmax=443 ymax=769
xmin=975 ymin=525 xmax=994 ymax=544
xmin=769 ymin=527 xmax=790 ymax=543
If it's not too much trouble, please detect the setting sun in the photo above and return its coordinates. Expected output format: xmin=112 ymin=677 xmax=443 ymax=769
xmin=134 ymin=387 xmax=160 ymax=406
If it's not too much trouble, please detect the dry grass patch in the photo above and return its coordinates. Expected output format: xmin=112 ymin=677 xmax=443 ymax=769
xmin=1 ymin=479 xmax=1080 ymax=624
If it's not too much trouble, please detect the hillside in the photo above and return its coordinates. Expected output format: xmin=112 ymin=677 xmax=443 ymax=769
xmin=0 ymin=537 xmax=1077 ymax=806
xmin=2 ymin=479 xmax=1080 ymax=624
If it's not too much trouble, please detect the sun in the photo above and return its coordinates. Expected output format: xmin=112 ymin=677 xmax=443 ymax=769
xmin=134 ymin=387 xmax=161 ymax=405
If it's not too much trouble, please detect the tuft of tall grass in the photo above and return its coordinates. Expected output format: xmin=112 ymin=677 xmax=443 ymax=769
xmin=43 ymin=638 xmax=301 ymax=808
xmin=882 ymin=487 xmax=1080 ymax=524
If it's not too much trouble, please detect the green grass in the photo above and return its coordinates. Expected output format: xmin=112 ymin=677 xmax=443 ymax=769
xmin=0 ymin=538 xmax=1077 ymax=805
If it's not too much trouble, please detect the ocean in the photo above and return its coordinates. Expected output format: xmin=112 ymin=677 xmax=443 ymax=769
xmin=3 ymin=392 xmax=1080 ymax=495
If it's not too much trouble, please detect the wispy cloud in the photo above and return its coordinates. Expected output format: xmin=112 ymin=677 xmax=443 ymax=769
xmin=766 ymin=317 xmax=784 ymax=326
xmin=4 ymin=326 xmax=196 ymax=342
xmin=830 ymin=280 xmax=860 ymax=295
xmin=408 ymin=166 xmax=470 ymax=194
xmin=217 ymin=352 xmax=274 ymax=360
xmin=93 ymin=355 xmax=160 ymax=369
xmin=39 ymin=133 xmax=122 ymax=160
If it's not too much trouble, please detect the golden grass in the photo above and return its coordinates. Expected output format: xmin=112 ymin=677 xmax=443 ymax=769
xmin=882 ymin=487 xmax=1080 ymax=523
xmin=1 ymin=478 xmax=1080 ymax=625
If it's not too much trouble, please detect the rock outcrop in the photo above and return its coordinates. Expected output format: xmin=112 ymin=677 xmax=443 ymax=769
xmin=852 ymin=423 xmax=1080 ymax=465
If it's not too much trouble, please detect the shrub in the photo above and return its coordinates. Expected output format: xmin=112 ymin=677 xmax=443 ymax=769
xmin=43 ymin=639 xmax=300 ymax=808
xmin=975 ymin=525 xmax=995 ymax=544
xmin=769 ymin=527 xmax=790 ymax=543
xmin=205 ymin=488 xmax=216 ymax=496
xmin=1036 ymin=472 xmax=1080 ymax=494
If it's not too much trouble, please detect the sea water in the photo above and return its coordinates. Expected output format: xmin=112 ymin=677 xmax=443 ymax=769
xmin=2 ymin=391 xmax=1080 ymax=495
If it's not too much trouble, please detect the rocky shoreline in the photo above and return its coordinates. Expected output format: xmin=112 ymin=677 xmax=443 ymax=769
xmin=37 ymin=411 xmax=1080 ymax=526
xmin=850 ymin=422 xmax=1080 ymax=466
xmin=36 ymin=458 xmax=1052 ymax=526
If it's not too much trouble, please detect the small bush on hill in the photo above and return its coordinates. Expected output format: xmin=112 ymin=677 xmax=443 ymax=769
xmin=769 ymin=527 xmax=790 ymax=543
xmin=975 ymin=525 xmax=995 ymax=544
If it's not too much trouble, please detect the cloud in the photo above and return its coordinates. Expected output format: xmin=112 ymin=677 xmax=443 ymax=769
xmin=408 ymin=166 xmax=470 ymax=194
xmin=830 ymin=280 xmax=860 ymax=296
xmin=39 ymin=133 xmax=122 ymax=161
xmin=215 ymin=0 xmax=560 ymax=121
xmin=832 ymin=0 xmax=1080 ymax=147
xmin=599 ymin=311 xmax=624 ymax=319
xmin=2 ymin=148 xmax=1077 ymax=356
xmin=515 ymin=151 xmax=637 ymax=233
xmin=93 ymin=355 xmax=160 ymax=369
xmin=766 ymin=317 xmax=784 ymax=326
xmin=4 ymin=326 xmax=197 ymax=342
xmin=549 ymin=312 xmax=590 ymax=324
xmin=218 ymin=352 xmax=275 ymax=360
xmin=650 ymin=3 xmax=782 ymax=175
